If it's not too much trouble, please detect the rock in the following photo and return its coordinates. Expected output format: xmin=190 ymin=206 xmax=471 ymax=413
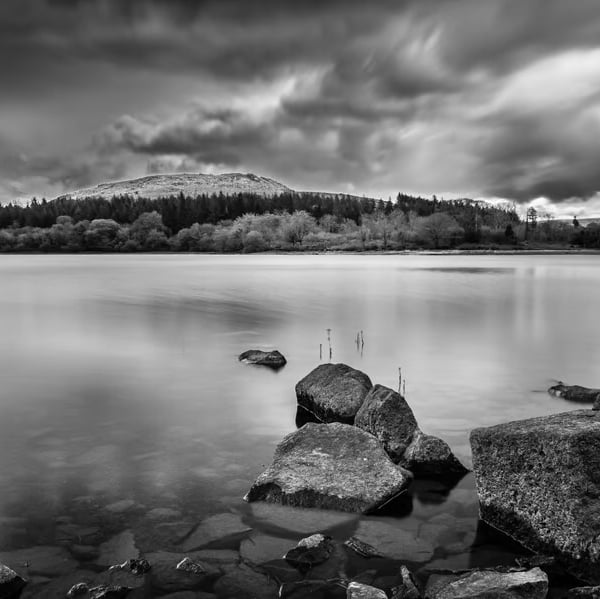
xmin=284 ymin=535 xmax=334 ymax=568
xmin=146 ymin=508 xmax=182 ymax=521
xmin=295 ymin=363 xmax=372 ymax=424
xmin=110 ymin=558 xmax=151 ymax=576
xmin=391 ymin=565 xmax=420 ymax=599
xmin=0 ymin=562 xmax=26 ymax=598
xmin=347 ymin=582 xmax=387 ymax=599
xmin=239 ymin=350 xmax=287 ymax=369
xmin=66 ymin=583 xmax=89 ymax=598
xmin=424 ymin=567 xmax=548 ymax=599
xmin=549 ymin=382 xmax=600 ymax=403
xmin=67 ymin=583 xmax=132 ymax=599
xmin=95 ymin=531 xmax=139 ymax=567
xmin=240 ymin=535 xmax=295 ymax=564
xmin=350 ymin=519 xmax=434 ymax=562
xmin=212 ymin=563 xmax=278 ymax=598
xmin=471 ymin=410 xmax=600 ymax=583
xmin=245 ymin=422 xmax=412 ymax=513
xmin=401 ymin=430 xmax=468 ymax=477
xmin=278 ymin=579 xmax=347 ymax=599
xmin=146 ymin=551 xmax=219 ymax=593
xmin=344 ymin=537 xmax=383 ymax=559
xmin=248 ymin=503 xmax=358 ymax=536
xmin=105 ymin=499 xmax=138 ymax=514
xmin=0 ymin=546 xmax=78 ymax=577
xmin=180 ymin=513 xmax=251 ymax=551
xmin=354 ymin=384 xmax=419 ymax=461
xmin=20 ymin=571 xmax=96 ymax=599
xmin=567 ymin=587 xmax=600 ymax=598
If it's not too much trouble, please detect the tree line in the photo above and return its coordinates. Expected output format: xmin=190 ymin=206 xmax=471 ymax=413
xmin=0 ymin=191 xmax=592 ymax=252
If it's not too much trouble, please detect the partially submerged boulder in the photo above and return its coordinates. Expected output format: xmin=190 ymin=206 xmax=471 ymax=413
xmin=284 ymin=534 xmax=334 ymax=569
xmin=239 ymin=350 xmax=287 ymax=369
xmin=424 ymin=567 xmax=548 ymax=599
xmin=295 ymin=364 xmax=372 ymax=424
xmin=470 ymin=410 xmax=600 ymax=583
xmin=244 ymin=422 xmax=412 ymax=513
xmin=401 ymin=430 xmax=469 ymax=477
xmin=355 ymin=385 xmax=467 ymax=477
xmin=355 ymin=385 xmax=418 ymax=461
xmin=549 ymin=382 xmax=600 ymax=403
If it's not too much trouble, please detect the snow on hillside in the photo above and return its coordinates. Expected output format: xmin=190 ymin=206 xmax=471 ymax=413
xmin=59 ymin=172 xmax=292 ymax=200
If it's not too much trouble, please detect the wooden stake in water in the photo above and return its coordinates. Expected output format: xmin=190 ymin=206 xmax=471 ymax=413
xmin=320 ymin=343 xmax=322 ymax=360
xmin=326 ymin=328 xmax=332 ymax=361
xmin=403 ymin=380 xmax=406 ymax=397
xmin=398 ymin=367 xmax=402 ymax=393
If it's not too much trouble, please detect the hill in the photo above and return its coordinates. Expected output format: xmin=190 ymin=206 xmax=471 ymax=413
xmin=59 ymin=172 xmax=292 ymax=200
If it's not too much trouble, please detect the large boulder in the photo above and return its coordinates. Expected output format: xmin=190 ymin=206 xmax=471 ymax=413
xmin=424 ymin=567 xmax=548 ymax=599
xmin=244 ymin=422 xmax=412 ymax=513
xmin=239 ymin=350 xmax=287 ymax=369
xmin=470 ymin=410 xmax=600 ymax=583
xmin=0 ymin=563 xmax=26 ymax=598
xmin=295 ymin=364 xmax=372 ymax=424
xmin=355 ymin=385 xmax=467 ymax=477
xmin=354 ymin=385 xmax=419 ymax=461
xmin=549 ymin=382 xmax=600 ymax=403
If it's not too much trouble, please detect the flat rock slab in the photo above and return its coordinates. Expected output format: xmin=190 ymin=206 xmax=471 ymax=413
xmin=548 ymin=383 xmax=600 ymax=403
xmin=239 ymin=350 xmax=286 ymax=369
xmin=425 ymin=567 xmax=548 ymax=599
xmin=180 ymin=513 xmax=251 ymax=551
xmin=471 ymin=410 xmax=600 ymax=583
xmin=245 ymin=422 xmax=412 ymax=513
xmin=0 ymin=546 xmax=78 ymax=577
xmin=249 ymin=503 xmax=359 ymax=535
xmin=295 ymin=363 xmax=372 ymax=423
xmin=350 ymin=519 xmax=434 ymax=562
xmin=95 ymin=530 xmax=139 ymax=567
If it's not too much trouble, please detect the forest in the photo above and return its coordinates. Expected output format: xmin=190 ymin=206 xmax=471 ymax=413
xmin=0 ymin=191 xmax=594 ymax=252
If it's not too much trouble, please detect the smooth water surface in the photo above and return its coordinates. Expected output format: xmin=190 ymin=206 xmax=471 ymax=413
xmin=0 ymin=253 xmax=599 ymax=577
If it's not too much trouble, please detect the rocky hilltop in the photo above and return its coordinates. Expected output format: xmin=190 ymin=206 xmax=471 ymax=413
xmin=59 ymin=172 xmax=292 ymax=200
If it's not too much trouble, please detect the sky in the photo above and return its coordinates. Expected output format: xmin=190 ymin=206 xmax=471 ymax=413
xmin=2 ymin=0 xmax=600 ymax=216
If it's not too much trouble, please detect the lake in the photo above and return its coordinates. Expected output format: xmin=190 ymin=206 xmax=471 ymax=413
xmin=0 ymin=253 xmax=598 ymax=591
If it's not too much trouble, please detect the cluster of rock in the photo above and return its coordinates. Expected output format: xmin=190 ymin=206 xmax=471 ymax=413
xmin=245 ymin=363 xmax=468 ymax=513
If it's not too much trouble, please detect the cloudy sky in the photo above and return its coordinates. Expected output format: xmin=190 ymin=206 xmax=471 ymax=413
xmin=2 ymin=0 xmax=600 ymax=215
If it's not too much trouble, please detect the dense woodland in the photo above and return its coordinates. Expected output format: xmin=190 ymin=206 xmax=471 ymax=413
xmin=0 ymin=191 xmax=594 ymax=252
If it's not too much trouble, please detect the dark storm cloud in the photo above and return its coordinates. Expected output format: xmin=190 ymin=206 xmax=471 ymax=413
xmin=2 ymin=0 xmax=600 ymax=205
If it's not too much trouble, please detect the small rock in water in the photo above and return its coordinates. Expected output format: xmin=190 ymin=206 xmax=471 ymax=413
xmin=347 ymin=582 xmax=388 ymax=599
xmin=111 ymin=558 xmax=151 ymax=575
xmin=175 ymin=557 xmax=206 ymax=575
xmin=390 ymin=565 xmax=421 ymax=599
xmin=548 ymin=382 xmax=600 ymax=403
xmin=239 ymin=349 xmax=287 ymax=369
xmin=401 ymin=430 xmax=469 ymax=477
xmin=95 ymin=531 xmax=140 ymax=567
xmin=284 ymin=534 xmax=334 ymax=568
xmin=104 ymin=499 xmax=138 ymax=514
xmin=240 ymin=534 xmax=295 ymax=565
xmin=146 ymin=508 xmax=182 ymax=521
xmin=344 ymin=537 xmax=383 ymax=559
xmin=0 ymin=562 xmax=27 ymax=598
xmin=180 ymin=513 xmax=251 ymax=551
xmin=213 ymin=563 xmax=278 ymax=599
xmin=66 ymin=582 xmax=89 ymax=598
xmin=567 ymin=587 xmax=600 ymax=598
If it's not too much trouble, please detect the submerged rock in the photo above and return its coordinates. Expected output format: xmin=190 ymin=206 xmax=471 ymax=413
xmin=179 ymin=513 xmax=251 ymax=552
xmin=295 ymin=364 xmax=372 ymax=424
xmin=567 ymin=587 xmax=600 ymax=599
xmin=424 ymin=567 xmax=548 ymax=599
xmin=470 ymin=410 xmax=600 ymax=583
xmin=244 ymin=422 xmax=412 ymax=513
xmin=549 ymin=382 xmax=600 ymax=403
xmin=401 ymin=430 xmax=469 ymax=477
xmin=354 ymin=385 xmax=468 ymax=477
xmin=213 ymin=563 xmax=278 ymax=599
xmin=284 ymin=534 xmax=334 ymax=568
xmin=0 ymin=562 xmax=26 ymax=598
xmin=354 ymin=385 xmax=419 ymax=462
xmin=239 ymin=350 xmax=287 ymax=369
xmin=0 ymin=545 xmax=78 ymax=577
xmin=347 ymin=582 xmax=388 ymax=599
xmin=391 ymin=565 xmax=420 ymax=599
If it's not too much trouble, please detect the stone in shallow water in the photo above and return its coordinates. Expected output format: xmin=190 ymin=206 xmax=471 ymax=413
xmin=0 ymin=546 xmax=78 ymax=578
xmin=239 ymin=349 xmax=287 ymax=369
xmin=350 ymin=519 xmax=434 ymax=562
xmin=0 ymin=562 xmax=26 ymax=598
xmin=144 ymin=551 xmax=219 ymax=593
xmin=180 ymin=513 xmax=251 ymax=551
xmin=295 ymin=363 xmax=373 ymax=423
xmin=245 ymin=422 xmax=412 ymax=513
xmin=249 ymin=502 xmax=359 ymax=535
xmin=146 ymin=508 xmax=182 ymax=521
xmin=424 ymin=567 xmax=548 ymax=599
xmin=567 ymin=587 xmax=600 ymax=599
xmin=104 ymin=499 xmax=138 ymax=514
xmin=471 ymin=409 xmax=600 ymax=583
xmin=240 ymin=534 xmax=295 ymax=564
xmin=401 ymin=430 xmax=469 ymax=477
xmin=213 ymin=563 xmax=278 ymax=599
xmin=347 ymin=582 xmax=388 ymax=599
xmin=284 ymin=534 xmax=334 ymax=568
xmin=95 ymin=531 xmax=139 ymax=568
xmin=548 ymin=382 xmax=600 ymax=403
